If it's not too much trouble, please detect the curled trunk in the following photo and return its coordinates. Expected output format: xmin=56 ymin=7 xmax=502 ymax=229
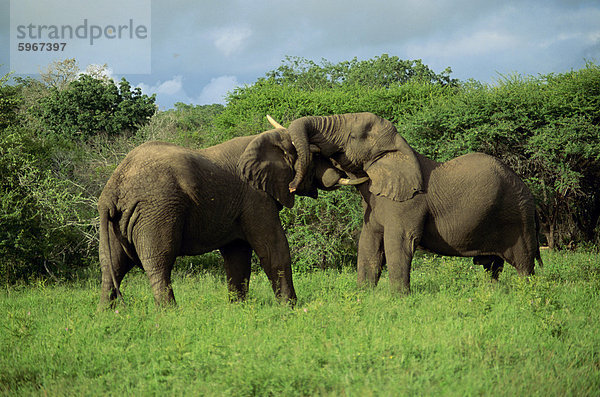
xmin=287 ymin=115 xmax=348 ymax=191
xmin=285 ymin=112 xmax=423 ymax=202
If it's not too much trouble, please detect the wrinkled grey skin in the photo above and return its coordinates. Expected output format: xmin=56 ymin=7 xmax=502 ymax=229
xmin=284 ymin=112 xmax=542 ymax=294
xmin=354 ymin=152 xmax=543 ymax=294
xmin=98 ymin=128 xmax=345 ymax=308
xmin=287 ymin=112 xmax=422 ymax=203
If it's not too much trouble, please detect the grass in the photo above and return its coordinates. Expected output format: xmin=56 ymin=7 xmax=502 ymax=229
xmin=1 ymin=251 xmax=599 ymax=395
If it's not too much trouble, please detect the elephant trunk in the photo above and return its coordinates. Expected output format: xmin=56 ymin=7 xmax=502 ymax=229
xmin=287 ymin=115 xmax=347 ymax=192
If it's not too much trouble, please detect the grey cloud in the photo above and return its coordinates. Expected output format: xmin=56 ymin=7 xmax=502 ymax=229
xmin=2 ymin=0 xmax=598 ymax=108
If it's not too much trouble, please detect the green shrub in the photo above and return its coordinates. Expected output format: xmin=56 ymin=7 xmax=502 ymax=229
xmin=0 ymin=73 xmax=21 ymax=130
xmin=0 ymin=127 xmax=95 ymax=283
xmin=31 ymin=75 xmax=156 ymax=140
xmin=281 ymin=188 xmax=363 ymax=272
xmin=217 ymin=79 xmax=451 ymax=137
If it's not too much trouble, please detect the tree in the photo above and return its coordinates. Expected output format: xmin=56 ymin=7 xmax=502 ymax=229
xmin=33 ymin=74 xmax=156 ymax=139
xmin=331 ymin=55 xmax=457 ymax=87
xmin=264 ymin=56 xmax=334 ymax=90
xmin=527 ymin=116 xmax=600 ymax=249
xmin=0 ymin=72 xmax=21 ymax=130
xmin=263 ymin=54 xmax=457 ymax=90
xmin=83 ymin=63 xmax=112 ymax=83
xmin=0 ymin=126 xmax=92 ymax=283
xmin=39 ymin=58 xmax=80 ymax=90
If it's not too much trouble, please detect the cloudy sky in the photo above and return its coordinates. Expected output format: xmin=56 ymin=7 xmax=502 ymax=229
xmin=1 ymin=0 xmax=599 ymax=109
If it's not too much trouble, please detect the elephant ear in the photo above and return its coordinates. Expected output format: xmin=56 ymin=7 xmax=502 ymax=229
xmin=238 ymin=129 xmax=296 ymax=208
xmin=365 ymin=135 xmax=423 ymax=202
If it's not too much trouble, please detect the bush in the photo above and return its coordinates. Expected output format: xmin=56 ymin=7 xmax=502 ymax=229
xmin=31 ymin=75 xmax=156 ymax=140
xmin=214 ymin=59 xmax=600 ymax=257
xmin=0 ymin=127 xmax=95 ymax=283
xmin=0 ymin=73 xmax=21 ymax=130
xmin=281 ymin=189 xmax=363 ymax=272
xmin=217 ymin=80 xmax=452 ymax=138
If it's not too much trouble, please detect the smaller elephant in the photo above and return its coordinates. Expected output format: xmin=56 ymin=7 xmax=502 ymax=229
xmin=352 ymin=151 xmax=543 ymax=294
xmin=97 ymin=127 xmax=358 ymax=308
xmin=268 ymin=114 xmax=543 ymax=295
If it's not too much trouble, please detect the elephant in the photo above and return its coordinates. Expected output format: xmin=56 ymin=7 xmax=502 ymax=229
xmin=97 ymin=127 xmax=363 ymax=308
xmin=270 ymin=113 xmax=543 ymax=295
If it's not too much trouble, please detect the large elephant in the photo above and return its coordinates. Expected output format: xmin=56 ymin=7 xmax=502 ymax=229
xmin=97 ymin=128 xmax=358 ymax=308
xmin=272 ymin=113 xmax=542 ymax=294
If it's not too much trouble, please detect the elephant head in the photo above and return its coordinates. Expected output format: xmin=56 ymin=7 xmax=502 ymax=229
xmin=285 ymin=112 xmax=423 ymax=202
xmin=237 ymin=127 xmax=366 ymax=208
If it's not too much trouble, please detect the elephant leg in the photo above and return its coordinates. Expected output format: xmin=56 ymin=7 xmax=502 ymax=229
xmin=357 ymin=221 xmax=384 ymax=288
xmin=241 ymin=203 xmax=296 ymax=304
xmin=255 ymin=236 xmax=296 ymax=304
xmin=504 ymin=238 xmax=537 ymax=277
xmin=220 ymin=240 xmax=252 ymax=302
xmin=140 ymin=254 xmax=176 ymax=306
xmin=384 ymin=230 xmax=420 ymax=296
xmin=490 ymin=257 xmax=505 ymax=280
xmin=473 ymin=255 xmax=505 ymax=280
xmin=133 ymin=211 xmax=183 ymax=307
xmin=245 ymin=224 xmax=296 ymax=304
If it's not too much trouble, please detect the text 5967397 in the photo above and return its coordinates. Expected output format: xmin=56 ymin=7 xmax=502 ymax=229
xmin=17 ymin=42 xmax=67 ymax=51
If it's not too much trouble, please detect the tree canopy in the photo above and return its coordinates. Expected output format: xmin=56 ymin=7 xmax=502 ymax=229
xmin=263 ymin=54 xmax=457 ymax=90
xmin=33 ymin=74 xmax=156 ymax=140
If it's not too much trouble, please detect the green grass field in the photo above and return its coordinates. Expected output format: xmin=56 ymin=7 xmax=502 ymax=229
xmin=1 ymin=251 xmax=599 ymax=396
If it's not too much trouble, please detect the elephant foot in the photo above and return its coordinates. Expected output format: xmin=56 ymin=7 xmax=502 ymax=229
xmin=388 ymin=278 xmax=411 ymax=296
xmin=391 ymin=286 xmax=411 ymax=297
xmin=97 ymin=288 xmax=124 ymax=311
xmin=152 ymin=286 xmax=176 ymax=307
xmin=227 ymin=287 xmax=248 ymax=303
xmin=357 ymin=277 xmax=379 ymax=290
xmin=279 ymin=292 xmax=297 ymax=307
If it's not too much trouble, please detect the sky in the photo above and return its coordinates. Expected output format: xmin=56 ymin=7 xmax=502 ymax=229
xmin=1 ymin=0 xmax=599 ymax=109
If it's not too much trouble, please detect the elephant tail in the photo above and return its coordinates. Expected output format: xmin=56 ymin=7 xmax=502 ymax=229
xmin=534 ymin=210 xmax=544 ymax=268
xmin=99 ymin=202 xmax=125 ymax=304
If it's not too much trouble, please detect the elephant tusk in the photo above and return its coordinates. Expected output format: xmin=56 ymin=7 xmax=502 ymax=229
xmin=268 ymin=115 xmax=319 ymax=154
xmin=337 ymin=176 xmax=369 ymax=186
xmin=266 ymin=114 xmax=285 ymax=129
